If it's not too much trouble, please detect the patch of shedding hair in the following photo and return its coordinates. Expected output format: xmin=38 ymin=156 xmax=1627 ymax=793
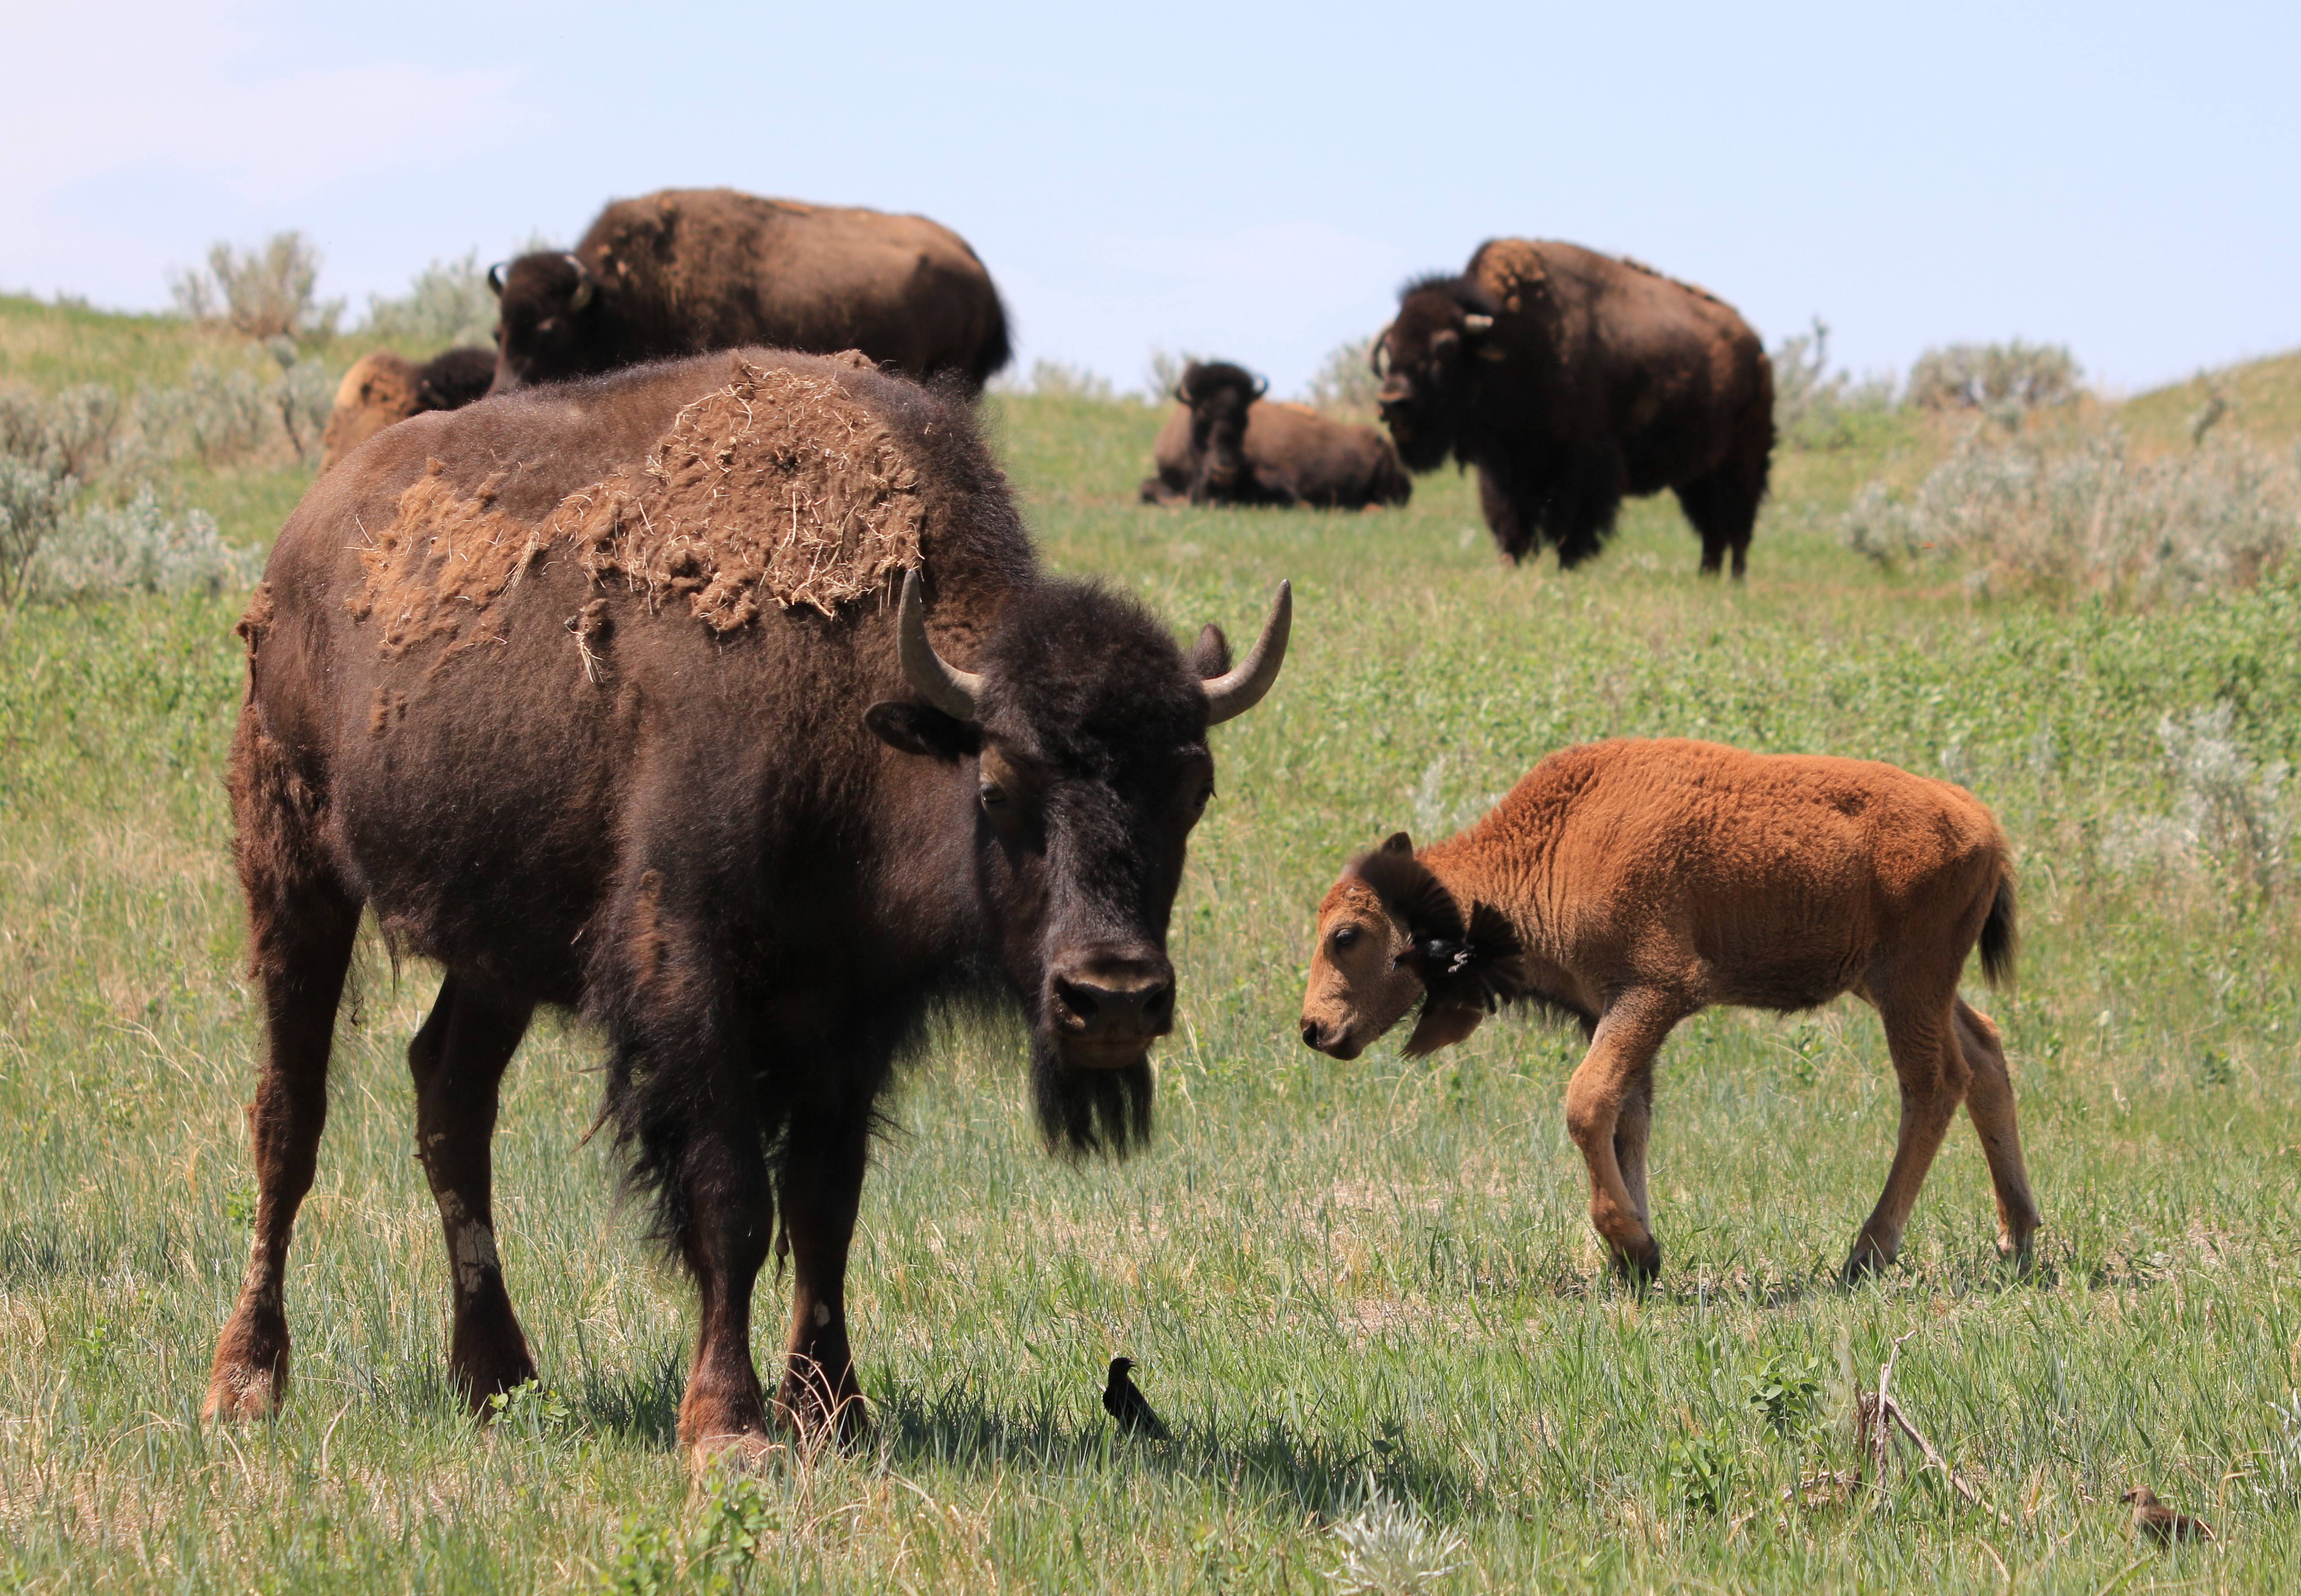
xmin=347 ymin=353 xmax=925 ymax=658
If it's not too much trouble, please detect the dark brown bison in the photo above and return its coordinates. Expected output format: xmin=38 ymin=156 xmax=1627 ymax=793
xmin=1139 ymin=361 xmax=1411 ymax=510
xmin=1300 ymin=738 xmax=2038 ymax=1283
xmin=206 ymin=347 xmax=1288 ymax=1458
xmin=1374 ymin=240 xmax=1773 ymax=574
xmin=317 ymin=347 xmax=496 ymax=474
xmin=487 ymin=188 xmax=1011 ymax=395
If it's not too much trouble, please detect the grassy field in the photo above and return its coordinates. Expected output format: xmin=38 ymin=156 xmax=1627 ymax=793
xmin=5 ymin=303 xmax=2301 ymax=1591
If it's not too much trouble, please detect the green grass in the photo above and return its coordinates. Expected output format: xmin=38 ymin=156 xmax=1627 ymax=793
xmin=6 ymin=319 xmax=2301 ymax=1589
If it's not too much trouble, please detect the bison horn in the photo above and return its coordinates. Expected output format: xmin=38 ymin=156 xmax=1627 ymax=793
xmin=1460 ymin=313 xmax=1495 ymax=335
xmin=486 ymin=262 xmax=507 ymax=296
xmin=562 ymin=253 xmax=595 ymax=313
xmin=897 ymin=568 xmax=983 ymax=721
xmin=1251 ymin=374 xmax=1269 ymax=399
xmin=1201 ymin=580 xmax=1291 ymax=725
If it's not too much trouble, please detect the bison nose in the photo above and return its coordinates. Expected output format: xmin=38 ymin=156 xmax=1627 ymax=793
xmin=1300 ymin=1018 xmax=1324 ymax=1050
xmin=1051 ymin=959 xmax=1175 ymax=1041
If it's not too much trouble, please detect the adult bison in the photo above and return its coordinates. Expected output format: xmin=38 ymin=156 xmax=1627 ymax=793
xmin=1140 ymin=361 xmax=1411 ymax=510
xmin=317 ymin=347 xmax=496 ymax=474
xmin=1299 ymin=739 xmax=2038 ymax=1283
xmin=206 ymin=347 xmax=1289 ymax=1457
xmin=1374 ymin=240 xmax=1773 ymax=575
xmin=487 ymin=188 xmax=1012 ymax=395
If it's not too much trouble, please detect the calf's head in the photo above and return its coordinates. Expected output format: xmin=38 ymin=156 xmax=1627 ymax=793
xmin=487 ymin=252 xmax=604 ymax=393
xmin=868 ymin=570 xmax=1290 ymax=1152
xmin=1175 ymin=361 xmax=1265 ymax=497
xmin=1373 ymin=279 xmax=1500 ymax=472
xmin=1301 ymin=832 xmax=1522 ymax=1061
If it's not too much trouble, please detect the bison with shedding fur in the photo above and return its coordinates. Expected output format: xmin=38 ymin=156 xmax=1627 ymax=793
xmin=488 ymin=188 xmax=1011 ymax=395
xmin=207 ymin=348 xmax=1288 ymax=1459
xmin=1375 ymin=240 xmax=1773 ymax=574
xmin=1300 ymin=738 xmax=2038 ymax=1283
xmin=1140 ymin=361 xmax=1411 ymax=510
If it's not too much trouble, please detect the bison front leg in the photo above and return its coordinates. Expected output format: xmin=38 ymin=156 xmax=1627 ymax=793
xmin=674 ymin=1113 xmax=778 ymax=1462
xmin=775 ymin=1104 xmax=871 ymax=1444
xmin=1563 ymin=995 xmax=1682 ymax=1282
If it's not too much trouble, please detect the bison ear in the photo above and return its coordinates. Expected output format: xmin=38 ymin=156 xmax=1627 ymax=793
xmin=864 ymin=700 xmax=981 ymax=763
xmin=1381 ymin=830 xmax=1414 ymax=856
xmin=1188 ymin=622 xmax=1231 ymax=679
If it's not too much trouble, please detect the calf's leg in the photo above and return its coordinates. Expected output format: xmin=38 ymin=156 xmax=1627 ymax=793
xmin=1846 ymin=991 xmax=1973 ymax=1280
xmin=1954 ymin=999 xmax=2041 ymax=1263
xmin=407 ymin=974 xmax=538 ymax=1408
xmin=1613 ymin=1061 xmax=1657 ymax=1232
xmin=1563 ymin=994 xmax=1682 ymax=1280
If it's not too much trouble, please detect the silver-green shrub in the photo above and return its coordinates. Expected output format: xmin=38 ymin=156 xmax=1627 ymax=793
xmin=1770 ymin=318 xmax=1895 ymax=447
xmin=360 ymin=250 xmax=499 ymax=352
xmin=1842 ymin=427 xmax=2301 ymax=604
xmin=2100 ymin=702 xmax=2293 ymax=898
xmin=169 ymin=231 xmax=343 ymax=341
xmin=32 ymin=487 xmax=255 ymax=599
xmin=1304 ymin=335 xmax=1380 ymax=418
xmin=1905 ymin=339 xmax=2082 ymax=416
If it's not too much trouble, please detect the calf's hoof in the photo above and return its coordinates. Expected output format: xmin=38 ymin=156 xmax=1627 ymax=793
xmin=1840 ymin=1239 xmax=1895 ymax=1285
xmin=1607 ymin=1236 xmax=1663 ymax=1287
xmin=204 ymin=1318 xmax=290 ymax=1421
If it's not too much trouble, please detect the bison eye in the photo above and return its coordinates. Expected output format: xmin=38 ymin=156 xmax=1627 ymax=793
xmin=1193 ymin=784 xmax=1214 ymax=814
xmin=1331 ymin=925 xmax=1360 ymax=952
xmin=978 ymin=782 xmax=1008 ymax=810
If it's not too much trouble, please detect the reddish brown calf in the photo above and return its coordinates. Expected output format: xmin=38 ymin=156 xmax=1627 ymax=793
xmin=1300 ymin=738 xmax=2039 ymax=1282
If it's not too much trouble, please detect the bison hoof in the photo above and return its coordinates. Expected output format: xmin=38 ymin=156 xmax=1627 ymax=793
xmin=685 ymin=1427 xmax=784 ymax=1479
xmin=1840 ymin=1240 xmax=1895 ymax=1285
xmin=203 ymin=1361 xmax=287 ymax=1423
xmin=1609 ymin=1239 xmax=1663 ymax=1287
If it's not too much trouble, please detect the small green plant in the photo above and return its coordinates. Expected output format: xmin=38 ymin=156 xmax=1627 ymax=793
xmin=1665 ymin=1435 xmax=1734 ymax=1516
xmin=487 ymin=1378 xmax=572 ymax=1442
xmin=223 ymin=1184 xmax=258 ymax=1230
xmin=1747 ymin=1353 xmax=1825 ymax=1437
xmin=601 ymin=1517 xmax=677 ymax=1596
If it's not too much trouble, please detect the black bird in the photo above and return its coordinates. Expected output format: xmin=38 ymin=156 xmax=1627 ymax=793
xmin=1102 ymin=1356 xmax=1172 ymax=1440
xmin=2123 ymin=1486 xmax=2216 ymax=1547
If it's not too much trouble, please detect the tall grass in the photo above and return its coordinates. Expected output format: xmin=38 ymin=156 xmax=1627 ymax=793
xmin=4 ymin=323 xmax=2301 ymax=1589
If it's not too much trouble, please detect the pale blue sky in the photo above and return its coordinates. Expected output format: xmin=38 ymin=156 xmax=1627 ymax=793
xmin=9 ymin=1 xmax=2296 ymax=396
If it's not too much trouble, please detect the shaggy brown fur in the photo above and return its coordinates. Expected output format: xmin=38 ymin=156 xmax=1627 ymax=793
xmin=318 ymin=348 xmax=496 ymax=474
xmin=1375 ymin=240 xmax=1774 ymax=574
xmin=1300 ymin=738 xmax=2039 ymax=1282
xmin=1139 ymin=361 xmax=1410 ymax=510
xmin=206 ymin=348 xmax=1288 ymax=1462
xmin=489 ymin=188 xmax=1011 ymax=395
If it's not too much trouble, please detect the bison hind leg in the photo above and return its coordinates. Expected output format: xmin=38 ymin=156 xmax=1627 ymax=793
xmin=1675 ymin=464 xmax=1764 ymax=579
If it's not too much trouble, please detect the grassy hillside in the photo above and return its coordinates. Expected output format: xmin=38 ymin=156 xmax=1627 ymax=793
xmin=4 ymin=310 xmax=2301 ymax=1591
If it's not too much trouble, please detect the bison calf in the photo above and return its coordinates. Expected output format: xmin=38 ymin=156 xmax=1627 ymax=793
xmin=1141 ymin=360 xmax=1411 ymax=510
xmin=1300 ymin=738 xmax=2039 ymax=1282
xmin=318 ymin=347 xmax=496 ymax=474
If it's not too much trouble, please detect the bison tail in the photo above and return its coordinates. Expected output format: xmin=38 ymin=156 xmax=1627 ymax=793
xmin=1980 ymin=871 xmax=2017 ymax=987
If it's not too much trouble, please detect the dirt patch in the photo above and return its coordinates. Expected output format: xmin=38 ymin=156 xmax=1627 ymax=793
xmin=350 ymin=355 xmax=924 ymax=660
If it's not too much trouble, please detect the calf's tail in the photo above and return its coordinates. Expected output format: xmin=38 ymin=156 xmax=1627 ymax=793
xmin=1980 ymin=870 xmax=2017 ymax=987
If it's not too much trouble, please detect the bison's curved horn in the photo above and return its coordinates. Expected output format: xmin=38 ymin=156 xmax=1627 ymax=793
xmin=1251 ymin=374 xmax=1269 ymax=399
xmin=1202 ymin=579 xmax=1291 ymax=725
xmin=562 ymin=254 xmax=595 ymax=313
xmin=897 ymin=568 xmax=983 ymax=722
xmin=1460 ymin=313 xmax=1495 ymax=335
xmin=486 ymin=262 xmax=507 ymax=296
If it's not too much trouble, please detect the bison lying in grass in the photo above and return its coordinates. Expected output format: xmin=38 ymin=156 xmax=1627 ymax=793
xmin=317 ymin=348 xmax=496 ymax=474
xmin=1300 ymin=738 xmax=2039 ymax=1283
xmin=1140 ymin=361 xmax=1411 ymax=510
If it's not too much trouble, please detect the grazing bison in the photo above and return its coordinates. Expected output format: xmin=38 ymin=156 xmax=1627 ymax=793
xmin=1299 ymin=738 xmax=2039 ymax=1282
xmin=1140 ymin=361 xmax=1411 ymax=510
xmin=1374 ymin=240 xmax=1773 ymax=574
xmin=487 ymin=188 xmax=1011 ymax=395
xmin=317 ymin=347 xmax=496 ymax=474
xmin=206 ymin=347 xmax=1289 ymax=1457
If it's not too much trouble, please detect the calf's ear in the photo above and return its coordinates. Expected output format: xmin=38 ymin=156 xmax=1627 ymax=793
xmin=864 ymin=701 xmax=982 ymax=762
xmin=1403 ymin=1001 xmax=1485 ymax=1057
